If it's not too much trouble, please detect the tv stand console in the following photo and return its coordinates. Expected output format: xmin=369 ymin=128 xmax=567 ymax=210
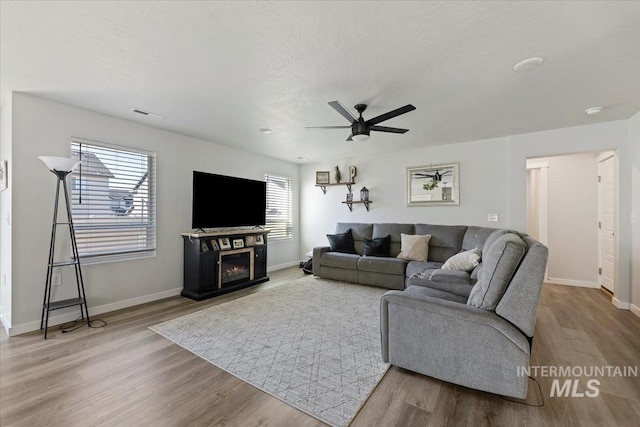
xmin=180 ymin=229 xmax=269 ymax=301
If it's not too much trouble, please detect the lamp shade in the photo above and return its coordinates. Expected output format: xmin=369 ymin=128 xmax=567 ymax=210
xmin=38 ymin=156 xmax=81 ymax=172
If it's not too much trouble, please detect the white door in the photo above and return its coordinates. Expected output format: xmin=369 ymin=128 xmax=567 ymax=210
xmin=598 ymin=154 xmax=615 ymax=293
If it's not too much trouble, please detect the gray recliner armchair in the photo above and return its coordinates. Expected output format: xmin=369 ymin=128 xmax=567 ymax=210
xmin=380 ymin=232 xmax=548 ymax=398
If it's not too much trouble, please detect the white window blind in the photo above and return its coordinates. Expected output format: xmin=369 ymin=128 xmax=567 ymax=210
xmin=265 ymin=174 xmax=292 ymax=241
xmin=70 ymin=138 xmax=156 ymax=261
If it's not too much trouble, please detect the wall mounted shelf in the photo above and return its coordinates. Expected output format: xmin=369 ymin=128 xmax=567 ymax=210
xmin=342 ymin=200 xmax=372 ymax=212
xmin=315 ymin=181 xmax=355 ymax=194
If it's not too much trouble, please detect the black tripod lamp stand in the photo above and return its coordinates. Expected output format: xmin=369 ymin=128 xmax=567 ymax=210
xmin=39 ymin=156 xmax=90 ymax=339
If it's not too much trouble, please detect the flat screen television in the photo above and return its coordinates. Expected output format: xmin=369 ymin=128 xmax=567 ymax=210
xmin=191 ymin=171 xmax=266 ymax=229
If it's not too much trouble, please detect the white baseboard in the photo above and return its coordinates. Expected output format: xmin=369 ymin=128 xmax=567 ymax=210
xmin=546 ymin=277 xmax=600 ymax=288
xmin=7 ymin=287 xmax=182 ymax=337
xmin=630 ymin=304 xmax=640 ymax=318
xmin=269 ymin=261 xmax=301 ymax=271
xmin=6 ymin=261 xmax=301 ymax=337
xmin=612 ymin=297 xmax=630 ymax=310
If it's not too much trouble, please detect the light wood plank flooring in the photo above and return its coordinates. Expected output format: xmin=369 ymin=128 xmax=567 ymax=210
xmin=1 ymin=267 xmax=639 ymax=426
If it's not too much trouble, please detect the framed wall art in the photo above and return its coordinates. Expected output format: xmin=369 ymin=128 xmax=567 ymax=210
xmin=218 ymin=237 xmax=232 ymax=250
xmin=406 ymin=162 xmax=459 ymax=206
xmin=316 ymin=171 xmax=330 ymax=185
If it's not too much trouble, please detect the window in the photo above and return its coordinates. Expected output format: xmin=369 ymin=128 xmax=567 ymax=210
xmin=70 ymin=138 xmax=156 ymax=261
xmin=264 ymin=174 xmax=292 ymax=241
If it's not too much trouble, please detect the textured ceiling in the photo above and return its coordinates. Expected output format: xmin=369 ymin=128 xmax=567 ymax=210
xmin=2 ymin=1 xmax=640 ymax=163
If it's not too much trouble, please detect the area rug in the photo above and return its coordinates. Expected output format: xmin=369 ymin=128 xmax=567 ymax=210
xmin=150 ymin=276 xmax=389 ymax=427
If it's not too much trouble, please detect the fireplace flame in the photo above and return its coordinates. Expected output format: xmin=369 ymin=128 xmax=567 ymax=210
xmin=227 ymin=265 xmax=247 ymax=276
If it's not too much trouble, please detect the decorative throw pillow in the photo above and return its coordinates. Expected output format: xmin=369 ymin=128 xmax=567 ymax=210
xmin=363 ymin=235 xmax=391 ymax=257
xmin=442 ymin=247 xmax=482 ymax=272
xmin=326 ymin=229 xmax=356 ymax=254
xmin=396 ymin=233 xmax=431 ymax=262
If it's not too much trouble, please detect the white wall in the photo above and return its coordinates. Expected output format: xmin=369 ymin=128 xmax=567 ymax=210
xmin=532 ymin=153 xmax=600 ymax=287
xmin=300 ymin=137 xmax=510 ymax=254
xmin=300 ymin=120 xmax=633 ymax=309
xmin=3 ymin=93 xmax=300 ymax=335
xmin=629 ymin=110 xmax=640 ymax=316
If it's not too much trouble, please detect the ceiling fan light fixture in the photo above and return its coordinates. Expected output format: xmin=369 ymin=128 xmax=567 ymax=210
xmin=351 ymin=133 xmax=370 ymax=142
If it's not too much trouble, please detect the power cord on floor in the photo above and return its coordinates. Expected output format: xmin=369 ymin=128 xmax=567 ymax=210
xmin=502 ymin=376 xmax=544 ymax=407
xmin=59 ymin=316 xmax=107 ymax=334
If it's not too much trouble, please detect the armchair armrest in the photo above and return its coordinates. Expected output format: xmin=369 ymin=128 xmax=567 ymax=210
xmin=312 ymin=246 xmax=331 ymax=275
xmin=380 ymin=290 xmax=530 ymax=361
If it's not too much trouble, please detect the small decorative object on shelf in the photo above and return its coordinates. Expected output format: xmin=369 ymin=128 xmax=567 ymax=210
xmin=218 ymin=237 xmax=232 ymax=250
xmin=360 ymin=186 xmax=369 ymax=201
xmin=346 ymin=192 xmax=353 ymax=202
xmin=334 ymin=165 xmax=342 ymax=183
xmin=349 ymin=165 xmax=357 ymax=182
xmin=316 ymin=171 xmax=330 ymax=185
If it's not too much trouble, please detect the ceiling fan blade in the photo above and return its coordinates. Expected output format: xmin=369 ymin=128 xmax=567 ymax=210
xmin=328 ymin=101 xmax=357 ymax=123
xmin=370 ymin=125 xmax=409 ymax=134
xmin=367 ymin=104 xmax=416 ymax=126
xmin=305 ymin=126 xmax=352 ymax=129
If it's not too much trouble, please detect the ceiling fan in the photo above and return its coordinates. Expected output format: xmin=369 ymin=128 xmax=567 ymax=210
xmin=413 ymin=170 xmax=452 ymax=182
xmin=306 ymin=101 xmax=416 ymax=141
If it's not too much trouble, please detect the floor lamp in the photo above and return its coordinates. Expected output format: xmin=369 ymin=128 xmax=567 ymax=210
xmin=39 ymin=156 xmax=90 ymax=339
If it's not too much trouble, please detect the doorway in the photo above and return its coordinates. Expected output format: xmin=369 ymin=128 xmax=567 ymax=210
xmin=526 ymin=151 xmax=618 ymax=295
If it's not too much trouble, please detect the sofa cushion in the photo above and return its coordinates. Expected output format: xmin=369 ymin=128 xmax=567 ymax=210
xmin=406 ymin=261 xmax=444 ymax=278
xmin=468 ymin=232 xmax=527 ymax=311
xmin=326 ymin=229 xmax=356 ymax=254
xmin=358 ymin=256 xmax=407 ymax=275
xmin=363 ymin=235 xmax=391 ymax=257
xmin=481 ymin=229 xmax=510 ymax=254
xmin=407 ymin=270 xmax=474 ymax=298
xmin=414 ymin=224 xmax=467 ymax=262
xmin=462 ymin=226 xmax=499 ymax=252
xmin=373 ymin=224 xmax=415 ymax=257
xmin=404 ymin=285 xmax=469 ymax=304
xmin=397 ymin=233 xmax=431 ymax=262
xmin=335 ymin=223 xmax=372 ymax=254
xmin=442 ymin=247 xmax=482 ymax=272
xmin=320 ymin=252 xmax=360 ymax=269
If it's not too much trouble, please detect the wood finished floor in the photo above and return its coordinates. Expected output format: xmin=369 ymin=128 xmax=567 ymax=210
xmin=1 ymin=267 xmax=639 ymax=426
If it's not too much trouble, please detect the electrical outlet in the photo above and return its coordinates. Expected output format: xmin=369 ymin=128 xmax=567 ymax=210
xmin=488 ymin=213 xmax=498 ymax=222
xmin=52 ymin=273 xmax=62 ymax=286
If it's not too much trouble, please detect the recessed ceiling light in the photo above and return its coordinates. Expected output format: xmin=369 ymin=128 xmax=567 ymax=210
xmin=297 ymin=157 xmax=308 ymax=161
xmin=259 ymin=128 xmax=273 ymax=134
xmin=513 ymin=57 xmax=544 ymax=72
xmin=585 ymin=106 xmax=603 ymax=116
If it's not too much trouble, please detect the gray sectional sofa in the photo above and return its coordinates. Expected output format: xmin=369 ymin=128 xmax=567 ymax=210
xmin=312 ymin=222 xmax=548 ymax=398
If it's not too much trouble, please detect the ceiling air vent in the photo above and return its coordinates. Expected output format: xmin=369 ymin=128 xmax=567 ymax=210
xmin=132 ymin=109 xmax=164 ymax=119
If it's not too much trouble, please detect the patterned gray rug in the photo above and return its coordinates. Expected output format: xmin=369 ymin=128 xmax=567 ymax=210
xmin=150 ymin=276 xmax=389 ymax=427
